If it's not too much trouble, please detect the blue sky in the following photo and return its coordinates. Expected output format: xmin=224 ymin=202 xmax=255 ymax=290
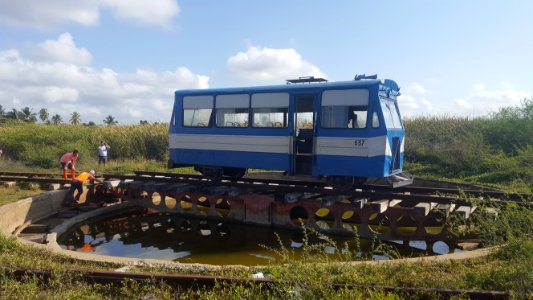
xmin=0 ymin=0 xmax=532 ymax=124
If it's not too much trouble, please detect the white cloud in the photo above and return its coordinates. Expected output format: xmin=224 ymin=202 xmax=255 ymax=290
xmin=0 ymin=0 xmax=100 ymax=29
xmin=399 ymin=80 xmax=530 ymax=118
xmin=406 ymin=82 xmax=427 ymax=95
xmin=44 ymin=86 xmax=80 ymax=103
xmin=453 ymin=98 xmax=471 ymax=110
xmin=398 ymin=82 xmax=434 ymax=117
xmin=452 ymin=85 xmax=530 ymax=117
xmin=227 ymin=46 xmax=326 ymax=83
xmin=30 ymin=33 xmax=92 ymax=65
xmin=0 ymin=0 xmax=180 ymax=29
xmin=0 ymin=33 xmax=208 ymax=124
xmin=472 ymin=83 xmax=486 ymax=92
xmin=102 ymin=0 xmax=180 ymax=28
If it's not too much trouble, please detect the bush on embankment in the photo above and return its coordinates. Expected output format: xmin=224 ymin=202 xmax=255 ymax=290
xmin=404 ymin=98 xmax=533 ymax=192
xmin=0 ymin=123 xmax=168 ymax=169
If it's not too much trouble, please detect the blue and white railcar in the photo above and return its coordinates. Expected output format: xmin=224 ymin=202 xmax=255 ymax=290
xmin=169 ymin=75 xmax=410 ymax=186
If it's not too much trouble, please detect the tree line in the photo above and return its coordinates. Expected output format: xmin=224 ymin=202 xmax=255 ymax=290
xmin=0 ymin=105 xmax=119 ymax=126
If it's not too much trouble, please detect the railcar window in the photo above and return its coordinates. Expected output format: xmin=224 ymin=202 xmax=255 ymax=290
xmin=380 ymin=98 xmax=403 ymax=129
xmin=372 ymin=111 xmax=380 ymax=128
xmin=183 ymin=95 xmax=213 ymax=127
xmin=184 ymin=109 xmax=212 ymax=127
xmin=215 ymin=94 xmax=250 ymax=127
xmin=251 ymin=93 xmax=289 ymax=128
xmin=252 ymin=108 xmax=288 ymax=127
xmin=321 ymin=89 xmax=369 ymax=129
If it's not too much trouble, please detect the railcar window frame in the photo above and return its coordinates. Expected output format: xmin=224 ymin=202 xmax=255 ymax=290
xmin=251 ymin=92 xmax=289 ymax=128
xmin=215 ymin=94 xmax=250 ymax=128
xmin=320 ymin=88 xmax=370 ymax=129
xmin=182 ymin=95 xmax=214 ymax=128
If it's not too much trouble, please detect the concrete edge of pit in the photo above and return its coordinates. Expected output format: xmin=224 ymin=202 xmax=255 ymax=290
xmin=1 ymin=190 xmax=497 ymax=272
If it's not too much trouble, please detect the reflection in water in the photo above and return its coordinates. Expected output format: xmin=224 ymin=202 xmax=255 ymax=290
xmin=57 ymin=209 xmax=458 ymax=266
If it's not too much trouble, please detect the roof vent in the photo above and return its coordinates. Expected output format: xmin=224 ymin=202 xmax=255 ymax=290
xmin=286 ymin=76 xmax=327 ymax=84
xmin=354 ymin=74 xmax=378 ymax=80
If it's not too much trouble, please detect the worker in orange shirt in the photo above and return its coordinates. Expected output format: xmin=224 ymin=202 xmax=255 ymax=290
xmin=64 ymin=169 xmax=103 ymax=206
xmin=59 ymin=150 xmax=79 ymax=180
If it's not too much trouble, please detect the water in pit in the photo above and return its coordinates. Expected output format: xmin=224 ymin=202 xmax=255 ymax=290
xmin=56 ymin=208 xmax=461 ymax=266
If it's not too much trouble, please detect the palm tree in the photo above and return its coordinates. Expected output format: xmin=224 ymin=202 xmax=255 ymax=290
xmin=39 ymin=108 xmax=49 ymax=123
xmin=20 ymin=107 xmax=37 ymax=122
xmin=51 ymin=114 xmax=63 ymax=125
xmin=103 ymin=115 xmax=118 ymax=126
xmin=70 ymin=112 xmax=81 ymax=125
xmin=0 ymin=105 xmax=6 ymax=123
xmin=6 ymin=108 xmax=20 ymax=120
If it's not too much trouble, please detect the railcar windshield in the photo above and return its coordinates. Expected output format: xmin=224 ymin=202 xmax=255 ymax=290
xmin=380 ymin=98 xmax=403 ymax=129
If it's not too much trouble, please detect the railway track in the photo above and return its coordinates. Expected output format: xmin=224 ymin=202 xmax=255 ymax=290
xmin=6 ymin=267 xmax=510 ymax=299
xmin=3 ymin=170 xmax=531 ymax=242
xmin=102 ymin=171 xmax=531 ymax=206
xmin=1 ymin=170 xmax=530 ymax=204
xmin=0 ymin=171 xmax=70 ymax=185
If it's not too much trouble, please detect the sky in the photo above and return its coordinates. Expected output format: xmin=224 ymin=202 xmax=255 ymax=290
xmin=0 ymin=0 xmax=532 ymax=125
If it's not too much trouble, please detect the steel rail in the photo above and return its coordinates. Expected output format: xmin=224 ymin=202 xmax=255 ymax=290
xmin=0 ymin=175 xmax=70 ymax=184
xmin=133 ymin=171 xmax=531 ymax=203
xmin=105 ymin=173 xmax=530 ymax=207
xmin=1 ymin=171 xmax=529 ymax=205
xmin=6 ymin=268 xmax=510 ymax=299
xmin=0 ymin=171 xmax=62 ymax=178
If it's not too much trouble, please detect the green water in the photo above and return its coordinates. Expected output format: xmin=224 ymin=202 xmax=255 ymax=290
xmin=57 ymin=209 xmax=456 ymax=266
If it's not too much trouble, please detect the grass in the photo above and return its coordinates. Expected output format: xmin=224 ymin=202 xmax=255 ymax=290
xmin=0 ymin=230 xmax=532 ymax=299
xmin=0 ymin=123 xmax=168 ymax=169
xmin=0 ymin=186 xmax=45 ymax=207
xmin=404 ymin=98 xmax=533 ymax=193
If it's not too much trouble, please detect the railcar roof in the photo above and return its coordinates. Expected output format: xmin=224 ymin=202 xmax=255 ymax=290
xmin=175 ymin=79 xmax=398 ymax=96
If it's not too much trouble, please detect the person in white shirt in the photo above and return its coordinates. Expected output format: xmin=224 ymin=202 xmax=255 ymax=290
xmin=97 ymin=141 xmax=110 ymax=167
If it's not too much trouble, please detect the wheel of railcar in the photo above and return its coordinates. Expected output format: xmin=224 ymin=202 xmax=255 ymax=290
xmin=222 ymin=167 xmax=246 ymax=178
xmin=352 ymin=176 xmax=367 ymax=188
xmin=327 ymin=176 xmax=357 ymax=191
xmin=195 ymin=165 xmax=223 ymax=181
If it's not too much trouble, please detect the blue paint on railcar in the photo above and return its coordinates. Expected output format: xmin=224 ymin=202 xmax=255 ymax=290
xmin=170 ymin=149 xmax=289 ymax=171
xmin=168 ymin=75 xmax=411 ymax=185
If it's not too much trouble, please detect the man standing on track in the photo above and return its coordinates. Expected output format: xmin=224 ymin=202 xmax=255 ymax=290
xmin=59 ymin=150 xmax=79 ymax=180
xmin=97 ymin=141 xmax=110 ymax=167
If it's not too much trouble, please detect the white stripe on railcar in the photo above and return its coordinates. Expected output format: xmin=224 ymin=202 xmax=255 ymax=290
xmin=169 ymin=134 xmax=290 ymax=154
xmin=170 ymin=134 xmax=396 ymax=157
xmin=315 ymin=136 xmax=390 ymax=157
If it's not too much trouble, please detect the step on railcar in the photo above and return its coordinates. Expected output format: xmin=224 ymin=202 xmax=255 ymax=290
xmin=169 ymin=74 xmax=412 ymax=187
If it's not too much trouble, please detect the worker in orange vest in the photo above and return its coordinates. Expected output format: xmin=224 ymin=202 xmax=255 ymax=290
xmin=64 ymin=169 xmax=103 ymax=206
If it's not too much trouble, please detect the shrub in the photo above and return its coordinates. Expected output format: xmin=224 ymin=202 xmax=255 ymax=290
xmin=0 ymin=123 xmax=169 ymax=169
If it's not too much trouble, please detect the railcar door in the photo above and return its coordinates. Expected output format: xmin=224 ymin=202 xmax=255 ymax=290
xmin=293 ymin=95 xmax=315 ymax=175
